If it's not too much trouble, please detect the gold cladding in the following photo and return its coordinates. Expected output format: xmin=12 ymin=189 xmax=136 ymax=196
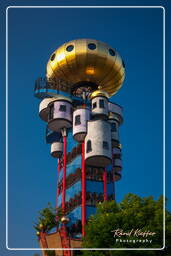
xmin=46 ymin=39 xmax=125 ymax=97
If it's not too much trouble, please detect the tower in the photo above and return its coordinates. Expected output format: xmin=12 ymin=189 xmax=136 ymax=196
xmin=35 ymin=39 xmax=125 ymax=255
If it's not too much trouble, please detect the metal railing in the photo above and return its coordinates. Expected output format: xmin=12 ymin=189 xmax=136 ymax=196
xmin=34 ymin=77 xmax=72 ymax=93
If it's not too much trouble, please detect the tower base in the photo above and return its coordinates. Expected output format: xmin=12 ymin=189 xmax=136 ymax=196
xmin=39 ymin=231 xmax=82 ymax=256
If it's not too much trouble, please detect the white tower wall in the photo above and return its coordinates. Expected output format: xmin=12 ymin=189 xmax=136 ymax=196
xmin=73 ymin=108 xmax=90 ymax=142
xmin=108 ymin=102 xmax=123 ymax=124
xmin=48 ymin=98 xmax=73 ymax=132
xmin=39 ymin=98 xmax=56 ymax=122
xmin=85 ymin=119 xmax=112 ymax=167
xmin=109 ymin=120 xmax=120 ymax=147
xmin=51 ymin=142 xmax=63 ymax=158
xmin=91 ymin=96 xmax=108 ymax=119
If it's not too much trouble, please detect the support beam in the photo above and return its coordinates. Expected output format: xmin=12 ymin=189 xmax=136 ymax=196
xmin=81 ymin=141 xmax=86 ymax=237
xmin=56 ymin=159 xmax=61 ymax=230
xmin=40 ymin=232 xmax=48 ymax=250
xmin=62 ymin=129 xmax=67 ymax=212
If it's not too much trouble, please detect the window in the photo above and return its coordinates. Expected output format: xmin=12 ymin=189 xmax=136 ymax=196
xmin=49 ymin=104 xmax=54 ymax=120
xmin=88 ymin=43 xmax=96 ymax=50
xmin=50 ymin=53 xmax=56 ymax=61
xmin=109 ymin=49 xmax=115 ymax=56
xmin=66 ymin=45 xmax=74 ymax=52
xmin=75 ymin=115 xmax=81 ymax=125
xmin=59 ymin=104 xmax=66 ymax=112
xmin=86 ymin=140 xmax=92 ymax=153
xmin=92 ymin=102 xmax=97 ymax=109
xmin=103 ymin=141 xmax=109 ymax=150
xmin=111 ymin=123 xmax=117 ymax=132
xmin=99 ymin=99 xmax=104 ymax=108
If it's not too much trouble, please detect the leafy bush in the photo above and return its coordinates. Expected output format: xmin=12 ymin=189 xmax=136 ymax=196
xmin=34 ymin=203 xmax=62 ymax=233
xmin=82 ymin=193 xmax=171 ymax=255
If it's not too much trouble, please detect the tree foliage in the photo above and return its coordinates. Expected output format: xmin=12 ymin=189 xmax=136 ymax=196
xmin=34 ymin=203 xmax=62 ymax=233
xmin=82 ymin=193 xmax=171 ymax=255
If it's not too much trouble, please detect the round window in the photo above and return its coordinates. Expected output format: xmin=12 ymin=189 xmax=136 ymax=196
xmin=122 ymin=60 xmax=125 ymax=68
xmin=109 ymin=49 xmax=115 ymax=56
xmin=66 ymin=45 xmax=74 ymax=52
xmin=88 ymin=43 xmax=96 ymax=50
xmin=51 ymin=53 xmax=56 ymax=61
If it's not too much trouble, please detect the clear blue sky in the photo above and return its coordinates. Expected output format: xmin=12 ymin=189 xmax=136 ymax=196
xmin=1 ymin=0 xmax=170 ymax=255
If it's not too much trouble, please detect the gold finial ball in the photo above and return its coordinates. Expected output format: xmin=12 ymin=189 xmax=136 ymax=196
xmin=46 ymin=39 xmax=125 ymax=97
xmin=61 ymin=216 xmax=70 ymax=224
xmin=39 ymin=223 xmax=44 ymax=229
xmin=36 ymin=231 xmax=40 ymax=236
xmin=89 ymin=89 xmax=109 ymax=100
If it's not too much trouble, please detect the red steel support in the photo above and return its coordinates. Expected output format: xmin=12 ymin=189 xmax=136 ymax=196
xmin=62 ymin=134 xmax=67 ymax=212
xmin=103 ymin=168 xmax=107 ymax=201
xmin=112 ymin=154 xmax=116 ymax=201
xmin=40 ymin=232 xmax=48 ymax=249
xmin=56 ymin=159 xmax=61 ymax=230
xmin=59 ymin=225 xmax=71 ymax=256
xmin=58 ymin=158 xmax=61 ymax=174
xmin=81 ymin=141 xmax=86 ymax=237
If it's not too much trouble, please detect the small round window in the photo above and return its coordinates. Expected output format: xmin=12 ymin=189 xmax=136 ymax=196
xmin=51 ymin=53 xmax=56 ymax=61
xmin=109 ymin=49 xmax=115 ymax=56
xmin=122 ymin=60 xmax=125 ymax=68
xmin=66 ymin=45 xmax=74 ymax=52
xmin=88 ymin=43 xmax=96 ymax=50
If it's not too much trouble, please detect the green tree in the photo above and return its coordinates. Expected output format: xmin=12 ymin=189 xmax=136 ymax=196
xmin=82 ymin=193 xmax=171 ymax=256
xmin=34 ymin=203 xmax=62 ymax=233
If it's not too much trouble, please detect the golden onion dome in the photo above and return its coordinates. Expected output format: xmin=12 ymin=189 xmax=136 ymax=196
xmin=46 ymin=39 xmax=125 ymax=97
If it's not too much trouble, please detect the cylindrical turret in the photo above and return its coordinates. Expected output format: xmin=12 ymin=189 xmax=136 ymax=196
xmin=73 ymin=107 xmax=90 ymax=142
xmin=113 ymin=158 xmax=122 ymax=171
xmin=114 ymin=170 xmax=122 ymax=181
xmin=113 ymin=147 xmax=121 ymax=158
xmin=39 ymin=98 xmax=55 ymax=122
xmin=108 ymin=111 xmax=122 ymax=148
xmin=90 ymin=89 xmax=109 ymax=120
xmin=108 ymin=102 xmax=123 ymax=124
xmin=51 ymin=141 xmax=63 ymax=158
xmin=113 ymin=158 xmax=122 ymax=182
xmin=85 ymin=119 xmax=112 ymax=167
xmin=47 ymin=97 xmax=73 ymax=132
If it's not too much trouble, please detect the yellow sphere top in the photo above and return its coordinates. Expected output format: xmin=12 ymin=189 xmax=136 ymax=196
xmin=46 ymin=39 xmax=125 ymax=97
xmin=61 ymin=216 xmax=70 ymax=223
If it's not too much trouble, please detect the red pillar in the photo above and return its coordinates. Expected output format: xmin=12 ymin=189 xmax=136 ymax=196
xmin=103 ymin=168 xmax=107 ymax=201
xmin=81 ymin=142 xmax=86 ymax=237
xmin=40 ymin=232 xmax=48 ymax=249
xmin=58 ymin=158 xmax=61 ymax=174
xmin=56 ymin=159 xmax=61 ymax=230
xmin=112 ymin=154 xmax=116 ymax=201
xmin=62 ymin=135 xmax=67 ymax=212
